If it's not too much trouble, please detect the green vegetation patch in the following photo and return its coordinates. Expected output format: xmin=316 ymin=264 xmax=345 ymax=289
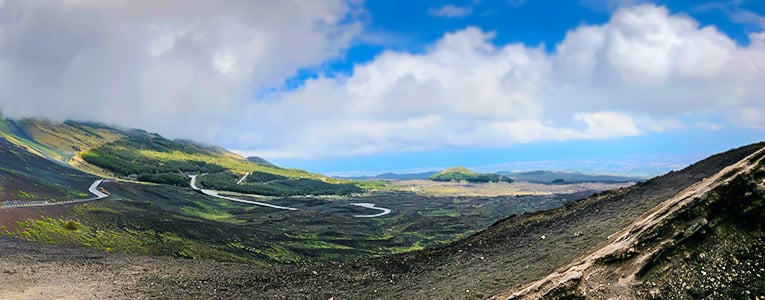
xmin=200 ymin=171 xmax=362 ymax=196
xmin=245 ymin=171 xmax=289 ymax=183
xmin=419 ymin=209 xmax=461 ymax=218
xmin=16 ymin=217 xmax=146 ymax=252
xmin=14 ymin=216 xmax=243 ymax=261
xmin=136 ymin=173 xmax=189 ymax=186
xmin=81 ymin=141 xmax=226 ymax=176
xmin=79 ymin=133 xmax=349 ymax=195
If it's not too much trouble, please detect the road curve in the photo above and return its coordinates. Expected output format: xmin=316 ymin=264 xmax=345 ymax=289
xmin=189 ymin=175 xmax=298 ymax=211
xmin=1 ymin=179 xmax=109 ymax=208
xmin=88 ymin=179 xmax=109 ymax=199
xmin=350 ymin=203 xmax=392 ymax=218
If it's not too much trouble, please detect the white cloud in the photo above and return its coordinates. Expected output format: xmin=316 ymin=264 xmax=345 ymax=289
xmin=428 ymin=5 xmax=473 ymax=18
xmin=241 ymin=5 xmax=764 ymax=158
xmin=0 ymin=0 xmax=361 ymax=141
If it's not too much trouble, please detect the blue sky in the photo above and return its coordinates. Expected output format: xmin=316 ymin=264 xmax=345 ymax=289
xmin=267 ymin=0 xmax=765 ymax=176
xmin=1 ymin=0 xmax=764 ymax=176
xmin=321 ymin=0 xmax=764 ymax=74
xmin=274 ymin=122 xmax=764 ymax=177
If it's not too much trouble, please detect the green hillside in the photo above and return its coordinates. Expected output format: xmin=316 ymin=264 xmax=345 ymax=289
xmin=0 ymin=117 xmax=360 ymax=196
xmin=430 ymin=167 xmax=513 ymax=183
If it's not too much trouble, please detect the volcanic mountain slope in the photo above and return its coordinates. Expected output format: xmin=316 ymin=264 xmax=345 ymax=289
xmin=0 ymin=137 xmax=95 ymax=202
xmin=497 ymin=143 xmax=765 ymax=299
xmin=0 ymin=142 xmax=761 ymax=299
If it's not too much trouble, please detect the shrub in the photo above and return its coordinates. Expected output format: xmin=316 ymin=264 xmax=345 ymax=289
xmin=63 ymin=220 xmax=79 ymax=231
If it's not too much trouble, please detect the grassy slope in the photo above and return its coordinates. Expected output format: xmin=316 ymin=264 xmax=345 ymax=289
xmin=0 ymin=118 xmax=369 ymax=195
xmin=0 ymin=118 xmax=318 ymax=178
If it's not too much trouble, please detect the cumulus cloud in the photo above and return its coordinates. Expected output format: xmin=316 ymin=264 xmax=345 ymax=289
xmin=1 ymin=3 xmax=763 ymax=159
xmin=239 ymin=5 xmax=765 ymax=158
xmin=428 ymin=5 xmax=473 ymax=18
xmin=0 ymin=0 xmax=361 ymax=141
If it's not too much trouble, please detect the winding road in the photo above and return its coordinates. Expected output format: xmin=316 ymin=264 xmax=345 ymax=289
xmin=2 ymin=174 xmax=392 ymax=218
xmin=188 ymin=175 xmax=298 ymax=211
xmin=1 ymin=179 xmax=109 ymax=208
xmin=351 ymin=203 xmax=392 ymax=218
xmin=190 ymin=175 xmax=394 ymax=217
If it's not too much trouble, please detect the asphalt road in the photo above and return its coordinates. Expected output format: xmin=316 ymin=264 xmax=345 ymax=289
xmin=350 ymin=203 xmax=392 ymax=218
xmin=188 ymin=175 xmax=298 ymax=211
xmin=1 ymin=179 xmax=109 ymax=208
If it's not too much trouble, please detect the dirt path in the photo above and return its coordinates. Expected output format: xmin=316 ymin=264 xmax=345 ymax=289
xmin=495 ymin=145 xmax=765 ymax=299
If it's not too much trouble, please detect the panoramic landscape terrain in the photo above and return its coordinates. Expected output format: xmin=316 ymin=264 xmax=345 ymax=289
xmin=1 ymin=0 xmax=765 ymax=299
xmin=0 ymin=120 xmax=763 ymax=299
xmin=0 ymin=118 xmax=626 ymax=264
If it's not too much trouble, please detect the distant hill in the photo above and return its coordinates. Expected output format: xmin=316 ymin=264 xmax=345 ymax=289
xmin=430 ymin=167 xmax=512 ymax=183
xmin=246 ymin=156 xmax=275 ymax=167
xmin=342 ymin=171 xmax=438 ymax=180
xmin=345 ymin=169 xmax=642 ymax=183
xmin=498 ymin=170 xmax=644 ymax=184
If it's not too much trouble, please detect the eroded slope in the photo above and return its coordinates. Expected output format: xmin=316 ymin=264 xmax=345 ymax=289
xmin=496 ymin=145 xmax=765 ymax=299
